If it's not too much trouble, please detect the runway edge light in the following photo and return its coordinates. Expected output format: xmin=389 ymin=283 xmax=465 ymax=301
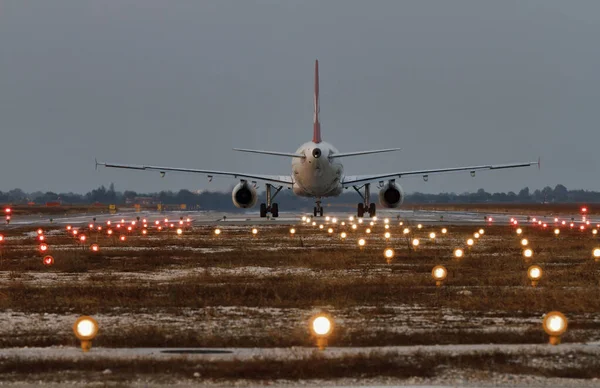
xmin=73 ymin=316 xmax=99 ymax=352
xmin=542 ymin=311 xmax=567 ymax=345
xmin=309 ymin=313 xmax=335 ymax=350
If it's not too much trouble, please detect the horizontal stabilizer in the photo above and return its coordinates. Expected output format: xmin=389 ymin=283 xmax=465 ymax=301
xmin=233 ymin=148 xmax=305 ymax=158
xmin=330 ymin=148 xmax=401 ymax=158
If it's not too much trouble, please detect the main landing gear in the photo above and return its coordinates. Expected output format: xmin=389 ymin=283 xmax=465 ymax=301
xmin=260 ymin=183 xmax=283 ymax=218
xmin=313 ymin=199 xmax=324 ymax=217
xmin=353 ymin=183 xmax=376 ymax=218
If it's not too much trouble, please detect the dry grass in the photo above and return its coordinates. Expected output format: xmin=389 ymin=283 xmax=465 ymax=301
xmin=0 ymin=222 xmax=599 ymax=350
xmin=1 ymin=350 xmax=600 ymax=383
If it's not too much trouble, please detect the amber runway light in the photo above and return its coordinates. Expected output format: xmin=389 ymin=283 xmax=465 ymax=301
xmin=543 ymin=311 xmax=567 ymax=345
xmin=432 ymin=265 xmax=447 ymax=287
xmin=309 ymin=313 xmax=334 ymax=350
xmin=73 ymin=316 xmax=99 ymax=352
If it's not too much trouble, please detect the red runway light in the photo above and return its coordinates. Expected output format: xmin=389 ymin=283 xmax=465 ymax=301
xmin=79 ymin=235 xmax=86 ymax=242
xmin=155 ymin=220 xmax=160 ymax=225
xmin=88 ymin=224 xmax=94 ymax=229
xmin=4 ymin=208 xmax=11 ymax=214
xmin=120 ymin=236 xmax=126 ymax=241
xmin=39 ymin=243 xmax=49 ymax=252
xmin=107 ymin=229 xmax=113 ymax=235
xmin=73 ymin=230 xmax=78 ymax=236
xmin=38 ymin=235 xmax=45 ymax=241
xmin=90 ymin=244 xmax=99 ymax=252
xmin=37 ymin=229 xmax=43 ymax=235
xmin=0 ymin=234 xmax=4 ymax=242
xmin=43 ymin=256 xmax=54 ymax=266
xmin=582 ymin=207 xmax=588 ymax=213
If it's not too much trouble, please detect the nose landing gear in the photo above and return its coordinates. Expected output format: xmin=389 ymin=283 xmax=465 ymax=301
xmin=314 ymin=199 xmax=324 ymax=217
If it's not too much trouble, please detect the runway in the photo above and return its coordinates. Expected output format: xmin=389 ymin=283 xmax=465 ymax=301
xmin=1 ymin=208 xmax=594 ymax=229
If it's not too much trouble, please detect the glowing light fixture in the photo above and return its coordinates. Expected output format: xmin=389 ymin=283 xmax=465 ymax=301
xmin=177 ymin=228 xmax=183 ymax=235
xmin=384 ymin=248 xmax=394 ymax=259
xmin=523 ymin=248 xmax=533 ymax=258
xmin=403 ymin=228 xmax=410 ymax=235
xmin=454 ymin=248 xmax=464 ymax=258
xmin=527 ymin=265 xmax=542 ymax=287
xmin=521 ymin=238 xmax=528 ymax=246
xmin=252 ymin=228 xmax=258 ymax=235
xmin=516 ymin=228 xmax=522 ymax=235
xmin=432 ymin=265 xmax=447 ymax=286
xmin=214 ymin=228 xmax=221 ymax=235
xmin=42 ymin=255 xmax=54 ymax=266
xmin=309 ymin=313 xmax=334 ymax=350
xmin=73 ymin=316 xmax=99 ymax=352
xmin=90 ymin=244 xmax=99 ymax=252
xmin=412 ymin=238 xmax=419 ymax=247
xmin=290 ymin=228 xmax=296 ymax=235
xmin=467 ymin=239 xmax=474 ymax=246
xmin=384 ymin=232 xmax=391 ymax=239
xmin=554 ymin=228 xmax=560 ymax=236
xmin=542 ymin=311 xmax=567 ymax=345
xmin=358 ymin=238 xmax=366 ymax=247
xmin=441 ymin=228 xmax=447 ymax=234
xmin=340 ymin=232 xmax=347 ymax=239
xmin=429 ymin=232 xmax=436 ymax=239
xmin=593 ymin=248 xmax=600 ymax=261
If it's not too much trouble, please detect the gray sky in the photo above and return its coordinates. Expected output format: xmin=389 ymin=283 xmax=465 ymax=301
xmin=1 ymin=1 xmax=599 ymax=195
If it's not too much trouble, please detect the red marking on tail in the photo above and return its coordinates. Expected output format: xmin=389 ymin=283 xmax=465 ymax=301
xmin=313 ymin=59 xmax=322 ymax=143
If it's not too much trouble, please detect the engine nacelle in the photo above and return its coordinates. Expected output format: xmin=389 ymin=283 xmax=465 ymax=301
xmin=379 ymin=182 xmax=404 ymax=208
xmin=232 ymin=181 xmax=258 ymax=208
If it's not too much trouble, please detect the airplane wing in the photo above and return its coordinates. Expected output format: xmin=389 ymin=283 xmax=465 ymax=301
xmin=342 ymin=159 xmax=539 ymax=187
xmin=96 ymin=160 xmax=294 ymax=187
xmin=329 ymin=148 xmax=401 ymax=159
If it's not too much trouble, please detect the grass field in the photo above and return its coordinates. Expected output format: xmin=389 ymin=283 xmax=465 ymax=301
xmin=0 ymin=214 xmax=599 ymax=385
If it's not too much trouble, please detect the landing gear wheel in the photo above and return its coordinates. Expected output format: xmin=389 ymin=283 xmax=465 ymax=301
xmin=368 ymin=203 xmax=376 ymax=217
xmin=319 ymin=207 xmax=323 ymax=217
xmin=357 ymin=203 xmax=365 ymax=218
xmin=271 ymin=203 xmax=279 ymax=218
xmin=260 ymin=203 xmax=267 ymax=218
xmin=314 ymin=207 xmax=318 ymax=217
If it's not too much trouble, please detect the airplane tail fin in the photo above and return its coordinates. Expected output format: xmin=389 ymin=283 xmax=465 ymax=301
xmin=313 ymin=59 xmax=322 ymax=144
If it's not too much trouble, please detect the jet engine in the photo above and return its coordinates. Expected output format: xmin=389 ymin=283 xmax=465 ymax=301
xmin=232 ymin=181 xmax=258 ymax=208
xmin=378 ymin=182 xmax=404 ymax=208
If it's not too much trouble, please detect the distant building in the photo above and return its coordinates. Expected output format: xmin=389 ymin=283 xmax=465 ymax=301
xmin=125 ymin=196 xmax=157 ymax=206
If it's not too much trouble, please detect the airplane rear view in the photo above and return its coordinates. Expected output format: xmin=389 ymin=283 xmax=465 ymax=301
xmin=98 ymin=60 xmax=539 ymax=217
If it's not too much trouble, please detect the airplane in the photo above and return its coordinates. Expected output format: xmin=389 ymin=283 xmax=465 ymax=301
xmin=97 ymin=60 xmax=539 ymax=218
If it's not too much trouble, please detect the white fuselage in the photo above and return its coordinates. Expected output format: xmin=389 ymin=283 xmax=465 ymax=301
xmin=292 ymin=141 xmax=344 ymax=197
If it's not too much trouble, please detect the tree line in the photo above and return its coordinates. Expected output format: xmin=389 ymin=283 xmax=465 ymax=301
xmin=0 ymin=184 xmax=598 ymax=211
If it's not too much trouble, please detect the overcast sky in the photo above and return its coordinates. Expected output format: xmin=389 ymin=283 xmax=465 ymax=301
xmin=1 ymin=1 xmax=599 ymax=195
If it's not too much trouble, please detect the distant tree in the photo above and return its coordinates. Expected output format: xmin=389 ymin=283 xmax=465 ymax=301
xmin=517 ymin=187 xmax=530 ymax=201
xmin=553 ymin=184 xmax=568 ymax=202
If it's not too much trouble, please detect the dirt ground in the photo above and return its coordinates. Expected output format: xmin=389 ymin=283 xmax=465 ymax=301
xmin=0 ymin=214 xmax=599 ymax=385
